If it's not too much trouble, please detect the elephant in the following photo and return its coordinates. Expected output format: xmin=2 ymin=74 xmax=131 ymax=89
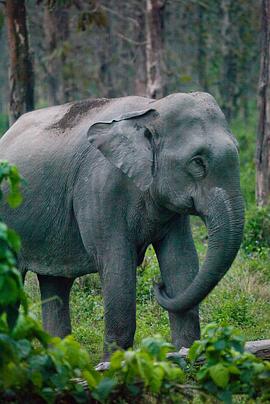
xmin=0 ymin=92 xmax=244 ymax=360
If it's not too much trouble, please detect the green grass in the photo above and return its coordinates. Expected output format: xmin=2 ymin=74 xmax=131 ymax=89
xmin=23 ymin=112 xmax=270 ymax=367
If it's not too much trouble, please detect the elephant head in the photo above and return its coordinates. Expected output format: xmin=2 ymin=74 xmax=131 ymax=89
xmin=87 ymin=92 xmax=245 ymax=314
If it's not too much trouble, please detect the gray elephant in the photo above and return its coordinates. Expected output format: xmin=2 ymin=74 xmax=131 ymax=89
xmin=0 ymin=92 xmax=244 ymax=359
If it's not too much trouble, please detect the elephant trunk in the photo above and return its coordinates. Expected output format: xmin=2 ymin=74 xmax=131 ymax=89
xmin=154 ymin=187 xmax=245 ymax=313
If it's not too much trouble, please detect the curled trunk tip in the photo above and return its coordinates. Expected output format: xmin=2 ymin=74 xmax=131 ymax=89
xmin=155 ymin=188 xmax=245 ymax=313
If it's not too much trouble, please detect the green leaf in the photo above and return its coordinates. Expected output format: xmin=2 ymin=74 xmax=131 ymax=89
xmin=16 ymin=339 xmax=32 ymax=359
xmin=82 ymin=369 xmax=99 ymax=389
xmin=168 ymin=366 xmax=184 ymax=383
xmin=93 ymin=377 xmax=117 ymax=402
xmin=0 ymin=276 xmax=19 ymax=305
xmin=209 ymin=363 xmax=230 ymax=388
xmin=227 ymin=365 xmax=240 ymax=375
xmin=7 ymin=228 xmax=21 ymax=252
xmin=110 ymin=350 xmax=124 ymax=370
xmin=188 ymin=340 xmax=203 ymax=362
xmin=150 ymin=366 xmax=164 ymax=393
xmin=213 ymin=339 xmax=226 ymax=350
xmin=7 ymin=191 xmax=23 ymax=208
xmin=31 ymin=371 xmax=43 ymax=388
xmin=142 ymin=335 xmax=173 ymax=360
xmin=218 ymin=389 xmax=233 ymax=404
xmin=197 ymin=366 xmax=209 ymax=381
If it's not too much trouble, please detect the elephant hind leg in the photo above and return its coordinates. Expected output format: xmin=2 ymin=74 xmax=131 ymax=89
xmin=38 ymin=274 xmax=74 ymax=338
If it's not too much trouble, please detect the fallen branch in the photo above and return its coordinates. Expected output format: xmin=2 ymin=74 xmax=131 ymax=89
xmin=168 ymin=339 xmax=270 ymax=363
xmin=95 ymin=340 xmax=270 ymax=372
xmin=244 ymin=339 xmax=270 ymax=360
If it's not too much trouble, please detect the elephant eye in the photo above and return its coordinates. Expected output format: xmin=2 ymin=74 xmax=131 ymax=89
xmin=188 ymin=156 xmax=207 ymax=179
xmin=193 ymin=157 xmax=203 ymax=166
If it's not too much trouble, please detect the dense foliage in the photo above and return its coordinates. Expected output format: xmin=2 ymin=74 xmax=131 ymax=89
xmin=189 ymin=324 xmax=270 ymax=403
xmin=0 ymin=161 xmax=25 ymax=331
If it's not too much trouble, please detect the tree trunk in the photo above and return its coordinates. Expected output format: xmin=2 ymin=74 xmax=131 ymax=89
xmin=5 ymin=0 xmax=34 ymax=125
xmin=134 ymin=8 xmax=147 ymax=96
xmin=197 ymin=3 xmax=208 ymax=92
xmin=43 ymin=3 xmax=70 ymax=105
xmin=145 ymin=0 xmax=166 ymax=99
xmin=220 ymin=0 xmax=239 ymax=121
xmin=256 ymin=0 xmax=270 ymax=206
xmin=98 ymin=17 xmax=114 ymax=98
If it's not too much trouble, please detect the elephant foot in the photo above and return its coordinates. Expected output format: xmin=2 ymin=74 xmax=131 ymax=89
xmin=95 ymin=361 xmax=110 ymax=372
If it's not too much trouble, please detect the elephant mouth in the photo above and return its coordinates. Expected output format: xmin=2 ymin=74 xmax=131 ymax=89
xmin=189 ymin=197 xmax=198 ymax=216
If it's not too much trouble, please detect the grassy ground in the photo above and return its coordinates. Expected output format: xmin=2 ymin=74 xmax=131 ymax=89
xmin=23 ymin=110 xmax=270 ymax=368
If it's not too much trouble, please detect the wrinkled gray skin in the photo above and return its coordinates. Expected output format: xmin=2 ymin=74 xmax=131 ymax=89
xmin=0 ymin=92 xmax=244 ymax=359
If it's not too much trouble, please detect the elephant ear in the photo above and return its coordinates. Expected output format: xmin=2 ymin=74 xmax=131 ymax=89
xmin=87 ymin=108 xmax=159 ymax=191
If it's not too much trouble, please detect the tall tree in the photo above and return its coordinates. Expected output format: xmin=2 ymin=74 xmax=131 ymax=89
xmin=197 ymin=2 xmax=208 ymax=92
xmin=219 ymin=0 xmax=239 ymax=121
xmin=5 ymin=0 xmax=34 ymax=124
xmin=98 ymin=1 xmax=114 ymax=98
xmin=134 ymin=7 xmax=146 ymax=96
xmin=256 ymin=0 xmax=270 ymax=206
xmin=43 ymin=2 xmax=70 ymax=105
xmin=145 ymin=0 xmax=166 ymax=99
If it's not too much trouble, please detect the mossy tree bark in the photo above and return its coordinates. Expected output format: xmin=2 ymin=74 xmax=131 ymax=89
xmin=5 ymin=0 xmax=34 ymax=125
xmin=256 ymin=0 xmax=270 ymax=206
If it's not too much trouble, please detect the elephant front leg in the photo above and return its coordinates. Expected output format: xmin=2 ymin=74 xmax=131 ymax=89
xmin=100 ymin=252 xmax=137 ymax=360
xmin=154 ymin=215 xmax=200 ymax=349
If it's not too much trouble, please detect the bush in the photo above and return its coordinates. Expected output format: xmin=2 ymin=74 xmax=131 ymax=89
xmin=210 ymin=292 xmax=255 ymax=327
xmin=242 ymin=205 xmax=270 ymax=254
xmin=102 ymin=336 xmax=186 ymax=403
xmin=189 ymin=323 xmax=270 ymax=403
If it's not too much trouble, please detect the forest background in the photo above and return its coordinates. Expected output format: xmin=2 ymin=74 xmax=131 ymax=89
xmin=0 ymin=0 xmax=269 ymax=366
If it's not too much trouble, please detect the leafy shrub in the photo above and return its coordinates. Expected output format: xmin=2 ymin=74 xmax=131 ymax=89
xmin=105 ymin=336 xmax=185 ymax=402
xmin=242 ymin=205 xmax=270 ymax=254
xmin=189 ymin=323 xmax=270 ymax=403
xmin=210 ymin=292 xmax=255 ymax=327
xmin=0 ymin=161 xmax=26 ymax=332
